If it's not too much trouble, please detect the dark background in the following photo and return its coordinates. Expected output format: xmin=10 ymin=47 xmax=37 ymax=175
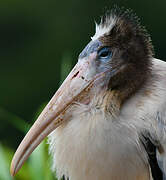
xmin=0 ymin=0 xmax=165 ymax=150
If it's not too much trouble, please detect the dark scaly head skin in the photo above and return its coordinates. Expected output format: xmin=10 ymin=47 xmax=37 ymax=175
xmin=90 ymin=7 xmax=154 ymax=112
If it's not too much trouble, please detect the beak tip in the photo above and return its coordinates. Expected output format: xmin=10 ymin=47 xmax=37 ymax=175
xmin=10 ymin=161 xmax=17 ymax=177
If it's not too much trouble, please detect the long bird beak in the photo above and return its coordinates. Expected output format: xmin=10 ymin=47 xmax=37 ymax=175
xmin=10 ymin=52 xmax=108 ymax=176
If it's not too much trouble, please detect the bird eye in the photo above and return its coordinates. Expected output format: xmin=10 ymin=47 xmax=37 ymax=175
xmin=98 ymin=47 xmax=112 ymax=61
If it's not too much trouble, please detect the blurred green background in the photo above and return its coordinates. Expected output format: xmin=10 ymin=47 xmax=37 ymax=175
xmin=0 ymin=0 xmax=166 ymax=179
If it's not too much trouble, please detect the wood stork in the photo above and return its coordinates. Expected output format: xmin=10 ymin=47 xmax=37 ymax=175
xmin=10 ymin=7 xmax=166 ymax=180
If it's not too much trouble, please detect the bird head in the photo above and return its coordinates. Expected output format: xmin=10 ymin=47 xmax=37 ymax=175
xmin=10 ymin=7 xmax=153 ymax=176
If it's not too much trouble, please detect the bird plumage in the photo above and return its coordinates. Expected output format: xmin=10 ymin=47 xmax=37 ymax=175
xmin=48 ymin=58 xmax=166 ymax=180
xmin=10 ymin=7 xmax=166 ymax=180
xmin=48 ymin=9 xmax=166 ymax=180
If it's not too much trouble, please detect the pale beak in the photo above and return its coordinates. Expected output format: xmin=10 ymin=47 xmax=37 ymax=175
xmin=10 ymin=52 xmax=108 ymax=176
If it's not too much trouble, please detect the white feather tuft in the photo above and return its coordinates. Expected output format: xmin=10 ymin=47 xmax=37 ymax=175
xmin=91 ymin=15 xmax=117 ymax=41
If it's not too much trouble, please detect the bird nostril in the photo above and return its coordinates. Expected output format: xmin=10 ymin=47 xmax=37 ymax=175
xmin=72 ymin=71 xmax=79 ymax=79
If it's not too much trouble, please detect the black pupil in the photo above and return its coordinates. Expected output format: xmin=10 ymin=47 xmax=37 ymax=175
xmin=100 ymin=50 xmax=109 ymax=57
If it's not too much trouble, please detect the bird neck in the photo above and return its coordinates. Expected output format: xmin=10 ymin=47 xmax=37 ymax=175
xmin=100 ymin=66 xmax=151 ymax=116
